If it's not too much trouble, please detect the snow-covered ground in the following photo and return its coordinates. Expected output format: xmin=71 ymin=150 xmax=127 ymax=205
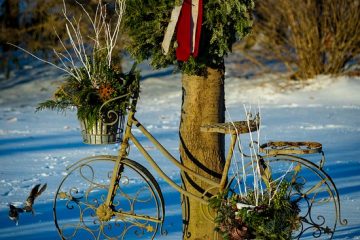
xmin=0 ymin=59 xmax=359 ymax=239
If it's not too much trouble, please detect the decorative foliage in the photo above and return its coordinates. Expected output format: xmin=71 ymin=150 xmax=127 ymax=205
xmin=36 ymin=60 xmax=139 ymax=127
xmin=210 ymin=112 xmax=301 ymax=240
xmin=31 ymin=0 xmax=140 ymax=127
xmin=124 ymin=0 xmax=254 ymax=75
xmin=209 ymin=180 xmax=301 ymax=240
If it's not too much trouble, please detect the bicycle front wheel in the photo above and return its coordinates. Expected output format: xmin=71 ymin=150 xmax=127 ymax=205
xmin=53 ymin=155 xmax=165 ymax=240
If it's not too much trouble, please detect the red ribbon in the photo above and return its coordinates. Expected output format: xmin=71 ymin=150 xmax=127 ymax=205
xmin=176 ymin=0 xmax=203 ymax=61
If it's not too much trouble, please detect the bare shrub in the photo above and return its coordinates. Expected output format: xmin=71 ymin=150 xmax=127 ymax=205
xmin=246 ymin=0 xmax=360 ymax=79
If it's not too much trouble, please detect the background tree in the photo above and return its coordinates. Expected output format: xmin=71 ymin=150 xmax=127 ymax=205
xmin=124 ymin=0 xmax=253 ymax=239
xmin=241 ymin=0 xmax=360 ymax=79
xmin=0 ymin=0 xmax=125 ymax=78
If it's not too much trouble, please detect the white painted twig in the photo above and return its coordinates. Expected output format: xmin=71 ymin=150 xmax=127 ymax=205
xmin=11 ymin=0 xmax=126 ymax=85
xmin=244 ymin=104 xmax=264 ymax=205
xmin=7 ymin=43 xmax=76 ymax=78
xmin=269 ymin=162 xmax=294 ymax=204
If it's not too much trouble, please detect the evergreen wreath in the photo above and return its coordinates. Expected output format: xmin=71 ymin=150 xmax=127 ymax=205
xmin=124 ymin=0 xmax=254 ymax=75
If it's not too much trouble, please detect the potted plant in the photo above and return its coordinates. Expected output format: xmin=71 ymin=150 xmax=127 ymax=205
xmin=36 ymin=59 xmax=139 ymax=144
xmin=209 ymin=160 xmax=301 ymax=240
xmin=14 ymin=0 xmax=139 ymax=144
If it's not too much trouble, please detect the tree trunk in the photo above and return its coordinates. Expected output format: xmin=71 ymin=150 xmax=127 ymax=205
xmin=4 ymin=0 xmax=19 ymax=28
xmin=180 ymin=65 xmax=225 ymax=240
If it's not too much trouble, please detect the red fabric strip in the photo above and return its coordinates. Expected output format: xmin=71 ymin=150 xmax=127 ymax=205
xmin=176 ymin=0 xmax=192 ymax=61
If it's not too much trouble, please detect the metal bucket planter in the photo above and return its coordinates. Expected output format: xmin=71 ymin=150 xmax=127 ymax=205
xmin=80 ymin=114 xmax=125 ymax=145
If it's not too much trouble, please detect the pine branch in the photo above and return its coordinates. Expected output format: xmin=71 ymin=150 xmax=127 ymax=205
xmin=36 ymin=99 xmax=73 ymax=113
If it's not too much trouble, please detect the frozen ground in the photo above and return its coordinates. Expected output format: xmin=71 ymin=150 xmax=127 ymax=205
xmin=0 ymin=60 xmax=359 ymax=239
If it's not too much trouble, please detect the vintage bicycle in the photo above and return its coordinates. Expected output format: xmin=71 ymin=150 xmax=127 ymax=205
xmin=53 ymin=88 xmax=347 ymax=239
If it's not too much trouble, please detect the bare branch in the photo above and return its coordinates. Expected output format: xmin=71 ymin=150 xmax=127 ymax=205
xmin=10 ymin=0 xmax=126 ymax=84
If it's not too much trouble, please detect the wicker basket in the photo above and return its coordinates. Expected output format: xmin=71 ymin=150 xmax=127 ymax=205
xmin=80 ymin=114 xmax=125 ymax=145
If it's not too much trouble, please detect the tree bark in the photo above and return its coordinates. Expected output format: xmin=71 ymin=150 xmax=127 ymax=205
xmin=180 ymin=65 xmax=225 ymax=240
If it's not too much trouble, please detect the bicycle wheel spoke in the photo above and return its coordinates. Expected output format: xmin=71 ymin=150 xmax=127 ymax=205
xmin=115 ymin=211 xmax=162 ymax=223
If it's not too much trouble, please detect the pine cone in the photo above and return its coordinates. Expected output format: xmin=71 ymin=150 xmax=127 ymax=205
xmin=230 ymin=226 xmax=249 ymax=240
xmin=98 ymin=84 xmax=115 ymax=101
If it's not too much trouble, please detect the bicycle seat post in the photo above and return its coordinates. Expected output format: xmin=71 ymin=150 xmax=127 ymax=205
xmin=200 ymin=116 xmax=260 ymax=192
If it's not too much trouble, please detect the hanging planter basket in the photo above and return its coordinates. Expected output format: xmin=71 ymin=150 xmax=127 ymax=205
xmin=36 ymin=61 xmax=140 ymax=145
xmin=80 ymin=113 xmax=125 ymax=145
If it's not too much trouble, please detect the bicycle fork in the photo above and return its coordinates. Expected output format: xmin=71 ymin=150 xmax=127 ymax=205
xmin=94 ymin=145 xmax=128 ymax=221
xmin=106 ymin=112 xmax=135 ymax=207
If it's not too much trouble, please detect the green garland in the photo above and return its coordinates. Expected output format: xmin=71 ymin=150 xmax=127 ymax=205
xmin=124 ymin=0 xmax=254 ymax=75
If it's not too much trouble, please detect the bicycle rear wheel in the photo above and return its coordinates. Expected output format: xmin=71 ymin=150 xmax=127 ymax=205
xmin=53 ymin=155 xmax=165 ymax=240
xmin=229 ymin=154 xmax=346 ymax=239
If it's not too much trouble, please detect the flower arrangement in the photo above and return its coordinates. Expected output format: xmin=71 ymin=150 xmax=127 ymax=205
xmin=33 ymin=0 xmax=138 ymax=121
xmin=209 ymin=180 xmax=301 ymax=240
xmin=12 ymin=0 xmax=139 ymax=143
xmin=36 ymin=59 xmax=139 ymax=128
xmin=209 ymin=111 xmax=302 ymax=239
